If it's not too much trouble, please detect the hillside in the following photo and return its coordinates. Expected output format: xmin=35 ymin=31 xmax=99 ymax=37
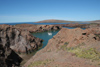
xmin=24 ymin=28 xmax=100 ymax=67
xmin=35 ymin=19 xmax=75 ymax=23
xmin=89 ymin=20 xmax=100 ymax=23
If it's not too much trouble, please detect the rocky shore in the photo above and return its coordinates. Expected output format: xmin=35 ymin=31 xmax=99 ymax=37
xmin=24 ymin=27 xmax=100 ymax=67
xmin=14 ymin=23 xmax=100 ymax=33
xmin=55 ymin=23 xmax=100 ymax=28
xmin=0 ymin=24 xmax=43 ymax=53
xmin=0 ymin=24 xmax=62 ymax=67
xmin=0 ymin=23 xmax=100 ymax=67
xmin=14 ymin=24 xmax=62 ymax=33
xmin=0 ymin=24 xmax=43 ymax=67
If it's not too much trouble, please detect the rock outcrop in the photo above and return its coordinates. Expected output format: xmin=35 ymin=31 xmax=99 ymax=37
xmin=0 ymin=24 xmax=44 ymax=67
xmin=0 ymin=24 xmax=43 ymax=53
xmin=24 ymin=28 xmax=100 ymax=67
xmin=1 ymin=23 xmax=100 ymax=67
xmin=15 ymin=24 xmax=62 ymax=33
xmin=55 ymin=23 xmax=100 ymax=28
xmin=0 ymin=42 xmax=23 ymax=67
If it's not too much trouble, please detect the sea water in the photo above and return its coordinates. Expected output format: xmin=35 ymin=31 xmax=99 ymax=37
xmin=32 ymin=30 xmax=59 ymax=49
xmin=0 ymin=22 xmax=90 ymax=25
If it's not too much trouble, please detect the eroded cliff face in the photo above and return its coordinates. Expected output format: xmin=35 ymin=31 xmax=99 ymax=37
xmin=0 ymin=24 xmax=44 ymax=67
xmin=24 ymin=28 xmax=100 ymax=67
xmin=0 ymin=45 xmax=23 ymax=67
xmin=0 ymin=24 xmax=43 ymax=53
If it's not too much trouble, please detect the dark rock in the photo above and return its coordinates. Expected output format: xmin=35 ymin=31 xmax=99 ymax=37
xmin=0 ymin=45 xmax=22 ymax=67
xmin=82 ymin=33 xmax=86 ymax=35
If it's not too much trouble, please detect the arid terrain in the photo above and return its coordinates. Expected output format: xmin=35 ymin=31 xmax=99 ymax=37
xmin=1 ymin=0 xmax=100 ymax=66
xmin=24 ymin=27 xmax=100 ymax=67
xmin=0 ymin=22 xmax=100 ymax=67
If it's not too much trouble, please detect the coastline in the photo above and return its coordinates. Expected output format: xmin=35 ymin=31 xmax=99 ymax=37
xmin=0 ymin=22 xmax=100 ymax=67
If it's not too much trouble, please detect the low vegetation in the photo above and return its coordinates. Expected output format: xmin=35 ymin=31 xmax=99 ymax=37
xmin=61 ymin=42 xmax=100 ymax=61
xmin=68 ymin=47 xmax=100 ymax=61
xmin=28 ymin=59 xmax=54 ymax=67
xmin=61 ymin=42 xmax=69 ymax=50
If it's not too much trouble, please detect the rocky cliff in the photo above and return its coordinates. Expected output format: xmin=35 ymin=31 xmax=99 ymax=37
xmin=24 ymin=28 xmax=100 ymax=67
xmin=0 ymin=45 xmax=22 ymax=67
xmin=0 ymin=24 xmax=44 ymax=67
xmin=0 ymin=24 xmax=43 ymax=53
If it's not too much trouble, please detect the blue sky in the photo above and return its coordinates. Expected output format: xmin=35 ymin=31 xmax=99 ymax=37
xmin=0 ymin=0 xmax=100 ymax=23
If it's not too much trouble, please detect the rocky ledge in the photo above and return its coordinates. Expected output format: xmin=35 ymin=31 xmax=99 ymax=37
xmin=24 ymin=27 xmax=100 ymax=67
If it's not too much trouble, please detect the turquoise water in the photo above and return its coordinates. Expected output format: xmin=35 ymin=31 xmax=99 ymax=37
xmin=32 ymin=30 xmax=59 ymax=49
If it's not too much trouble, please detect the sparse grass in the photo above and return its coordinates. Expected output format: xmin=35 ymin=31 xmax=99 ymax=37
xmin=67 ymin=47 xmax=100 ymax=61
xmin=28 ymin=59 xmax=54 ymax=67
xmin=78 ymin=48 xmax=100 ymax=60
xmin=60 ymin=42 xmax=100 ymax=61
xmin=78 ymin=42 xmax=85 ymax=46
xmin=98 ymin=63 xmax=100 ymax=65
xmin=61 ymin=42 xmax=69 ymax=50
xmin=67 ymin=47 xmax=82 ymax=53
xmin=61 ymin=42 xmax=85 ymax=51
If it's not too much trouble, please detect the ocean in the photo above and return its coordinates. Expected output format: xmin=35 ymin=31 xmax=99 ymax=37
xmin=0 ymin=22 xmax=90 ymax=25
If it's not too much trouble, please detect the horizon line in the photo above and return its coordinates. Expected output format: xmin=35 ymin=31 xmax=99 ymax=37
xmin=0 ymin=19 xmax=100 ymax=23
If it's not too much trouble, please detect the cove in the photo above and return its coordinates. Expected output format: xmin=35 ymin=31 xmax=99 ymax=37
xmin=21 ymin=27 xmax=86 ymax=66
xmin=32 ymin=27 xmax=86 ymax=49
xmin=32 ymin=30 xmax=59 ymax=49
xmin=20 ymin=30 xmax=59 ymax=66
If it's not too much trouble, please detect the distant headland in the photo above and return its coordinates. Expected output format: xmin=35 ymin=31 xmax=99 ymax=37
xmin=35 ymin=19 xmax=75 ymax=23
xmin=35 ymin=19 xmax=100 ymax=23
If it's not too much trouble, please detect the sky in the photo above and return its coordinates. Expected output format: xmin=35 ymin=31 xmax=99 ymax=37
xmin=0 ymin=0 xmax=100 ymax=23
